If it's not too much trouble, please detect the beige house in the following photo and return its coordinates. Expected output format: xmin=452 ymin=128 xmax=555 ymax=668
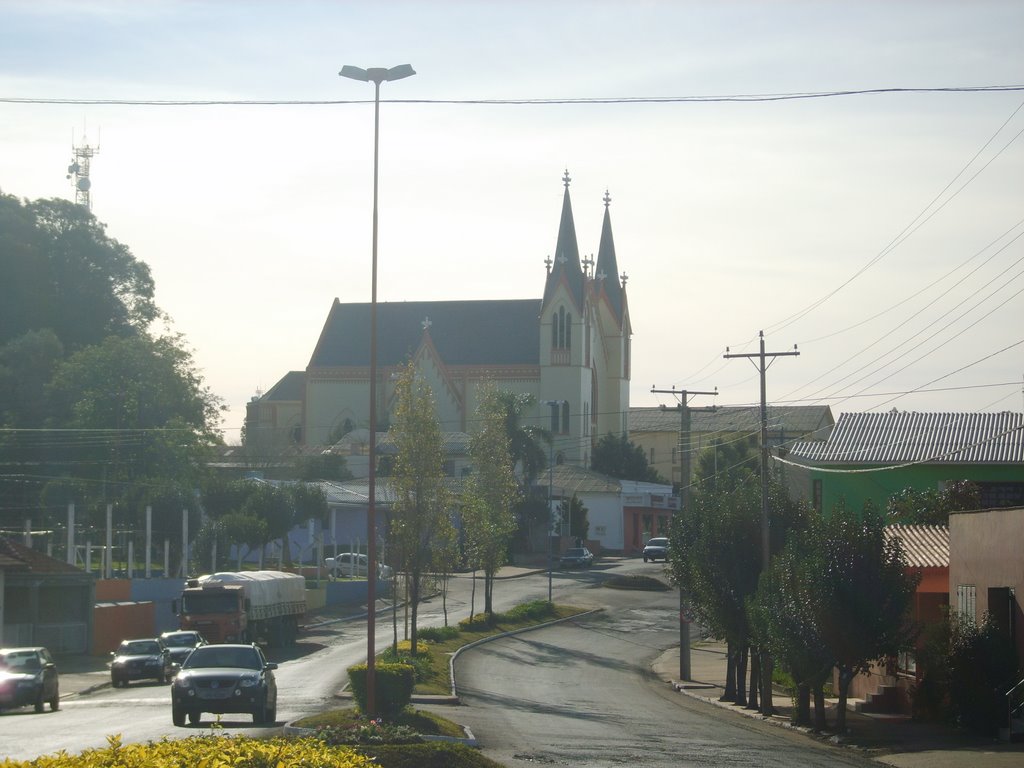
xmin=628 ymin=405 xmax=834 ymax=492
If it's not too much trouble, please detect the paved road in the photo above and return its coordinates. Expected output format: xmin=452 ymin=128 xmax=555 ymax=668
xmin=449 ymin=586 xmax=879 ymax=767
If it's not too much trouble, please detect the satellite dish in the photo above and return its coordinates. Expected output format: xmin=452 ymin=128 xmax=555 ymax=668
xmin=77 ymin=178 xmax=91 ymax=191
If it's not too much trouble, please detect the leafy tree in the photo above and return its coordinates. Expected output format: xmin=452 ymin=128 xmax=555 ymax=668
xmin=42 ymin=333 xmax=221 ymax=516
xmin=811 ymin=502 xmax=920 ymax=732
xmin=218 ymin=511 xmax=270 ymax=569
xmin=0 ymin=193 xmax=157 ymax=351
xmin=591 ymin=432 xmax=666 ymax=483
xmin=750 ymin=522 xmax=834 ymax=729
xmin=464 ymin=385 xmax=521 ymax=616
xmin=694 ymin=435 xmax=760 ymax=490
xmin=558 ymin=493 xmax=589 ymax=543
xmin=670 ymin=461 xmax=806 ymax=710
xmin=241 ymin=483 xmax=294 ymax=565
xmin=947 ymin=612 xmax=1019 ymax=735
xmin=887 ymin=480 xmax=981 ymax=525
xmin=388 ymin=363 xmax=453 ymax=654
xmin=296 ymin=452 xmax=352 ymax=482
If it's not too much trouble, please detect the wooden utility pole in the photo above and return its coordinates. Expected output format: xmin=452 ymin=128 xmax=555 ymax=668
xmin=651 ymin=386 xmax=717 ymax=682
xmin=723 ymin=330 xmax=798 ymax=715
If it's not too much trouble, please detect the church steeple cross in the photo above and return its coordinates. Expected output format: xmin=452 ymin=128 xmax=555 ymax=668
xmin=620 ymin=272 xmax=629 ymax=287
xmin=582 ymin=254 xmax=594 ymax=276
xmin=603 ymin=189 xmax=611 ymax=208
xmin=562 ymin=169 xmax=571 ymax=188
xmin=544 ymin=255 xmax=552 ymax=272
xmin=421 ymin=316 xmax=432 ymax=331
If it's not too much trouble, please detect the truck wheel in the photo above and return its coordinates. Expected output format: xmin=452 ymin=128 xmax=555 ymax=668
xmin=172 ymin=706 xmax=186 ymax=727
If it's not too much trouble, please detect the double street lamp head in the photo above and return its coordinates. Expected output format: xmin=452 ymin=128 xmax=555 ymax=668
xmin=339 ymin=64 xmax=416 ymax=85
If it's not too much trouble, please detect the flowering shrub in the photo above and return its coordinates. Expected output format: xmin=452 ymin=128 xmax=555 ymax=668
xmin=0 ymin=733 xmax=376 ymax=768
xmin=316 ymin=718 xmax=423 ymax=745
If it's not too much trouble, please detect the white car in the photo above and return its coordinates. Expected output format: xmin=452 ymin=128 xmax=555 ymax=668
xmin=324 ymin=553 xmax=393 ymax=580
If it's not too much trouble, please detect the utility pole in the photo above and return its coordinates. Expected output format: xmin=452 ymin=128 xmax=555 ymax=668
xmin=724 ymin=330 xmax=798 ymax=715
xmin=651 ymin=386 xmax=717 ymax=682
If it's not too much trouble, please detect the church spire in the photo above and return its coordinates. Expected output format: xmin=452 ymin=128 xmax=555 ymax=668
xmin=595 ymin=189 xmax=623 ymax=321
xmin=543 ymin=169 xmax=585 ymax=311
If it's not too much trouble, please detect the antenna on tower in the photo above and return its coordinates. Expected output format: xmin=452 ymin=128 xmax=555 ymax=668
xmin=66 ymin=125 xmax=100 ymax=210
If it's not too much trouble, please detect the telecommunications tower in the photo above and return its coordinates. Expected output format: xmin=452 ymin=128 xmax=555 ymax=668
xmin=66 ymin=128 xmax=100 ymax=210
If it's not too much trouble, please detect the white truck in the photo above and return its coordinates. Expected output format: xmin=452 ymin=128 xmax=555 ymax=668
xmin=178 ymin=570 xmax=306 ymax=647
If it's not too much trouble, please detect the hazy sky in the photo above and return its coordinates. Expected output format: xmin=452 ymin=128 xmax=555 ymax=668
xmin=2 ymin=1 xmax=1022 ymax=442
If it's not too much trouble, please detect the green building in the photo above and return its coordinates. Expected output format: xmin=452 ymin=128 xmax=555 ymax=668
xmin=783 ymin=411 xmax=1024 ymax=514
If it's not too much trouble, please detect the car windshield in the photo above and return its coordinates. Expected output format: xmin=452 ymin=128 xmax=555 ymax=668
xmin=565 ymin=549 xmax=586 ymax=556
xmin=183 ymin=646 xmax=261 ymax=670
xmin=163 ymin=633 xmax=199 ymax=648
xmin=647 ymin=538 xmax=668 ymax=547
xmin=121 ymin=641 xmax=160 ymax=655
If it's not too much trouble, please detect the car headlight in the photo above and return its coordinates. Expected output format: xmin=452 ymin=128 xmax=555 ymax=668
xmin=238 ymin=675 xmax=259 ymax=688
xmin=174 ymin=675 xmax=192 ymax=688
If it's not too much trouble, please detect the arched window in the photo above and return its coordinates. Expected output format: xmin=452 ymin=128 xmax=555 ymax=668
xmin=565 ymin=313 xmax=572 ymax=349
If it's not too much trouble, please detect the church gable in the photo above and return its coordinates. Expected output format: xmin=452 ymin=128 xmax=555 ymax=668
xmin=406 ymin=328 xmax=464 ymax=431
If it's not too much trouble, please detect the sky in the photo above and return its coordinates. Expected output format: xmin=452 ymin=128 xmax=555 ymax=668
xmin=1 ymin=0 xmax=1022 ymax=443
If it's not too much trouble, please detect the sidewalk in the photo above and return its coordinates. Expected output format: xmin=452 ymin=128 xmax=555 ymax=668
xmin=652 ymin=640 xmax=1023 ymax=768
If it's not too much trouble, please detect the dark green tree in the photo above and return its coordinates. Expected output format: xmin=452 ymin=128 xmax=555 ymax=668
xmin=887 ymin=480 xmax=981 ymax=525
xmin=0 ymin=193 xmax=157 ymax=350
xmin=811 ymin=503 xmax=920 ymax=732
xmin=591 ymin=432 xmax=666 ymax=483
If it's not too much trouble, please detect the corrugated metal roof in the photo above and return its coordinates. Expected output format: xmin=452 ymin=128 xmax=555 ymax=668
xmin=885 ymin=524 xmax=949 ymax=569
xmin=629 ymin=405 xmax=834 ymax=437
xmin=789 ymin=411 xmax=1024 ymax=465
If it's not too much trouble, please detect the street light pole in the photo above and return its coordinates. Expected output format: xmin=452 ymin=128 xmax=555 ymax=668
xmin=339 ymin=63 xmax=415 ymax=719
xmin=540 ymin=400 xmax=566 ymax=603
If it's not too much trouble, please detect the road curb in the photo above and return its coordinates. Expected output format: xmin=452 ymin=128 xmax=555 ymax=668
xmin=282 ymin=719 xmax=478 ymax=747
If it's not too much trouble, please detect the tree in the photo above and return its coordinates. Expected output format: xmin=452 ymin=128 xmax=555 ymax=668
xmin=463 ymin=385 xmax=521 ymax=617
xmin=0 ymin=193 xmax=157 ymax=351
xmin=388 ymin=363 xmax=453 ymax=654
xmin=887 ymin=480 xmax=981 ymax=525
xmin=591 ymin=432 xmax=666 ymax=483
xmin=559 ymin=493 xmax=589 ymax=543
xmin=42 ymin=334 xmax=221 ymax=515
xmin=694 ymin=435 xmax=760 ymax=490
xmin=670 ymin=451 xmax=806 ymax=710
xmin=808 ymin=503 xmax=920 ymax=732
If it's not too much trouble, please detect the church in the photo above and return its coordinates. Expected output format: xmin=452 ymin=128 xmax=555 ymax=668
xmin=245 ymin=171 xmax=632 ymax=471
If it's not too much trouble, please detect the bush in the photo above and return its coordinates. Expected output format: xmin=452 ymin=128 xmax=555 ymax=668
xmin=502 ymin=599 xmax=556 ymax=622
xmin=380 ymin=642 xmax=433 ymax=682
xmin=418 ymin=625 xmax=460 ymax=642
xmin=347 ymin=662 xmax=415 ymax=719
xmin=315 ymin=717 xmax=423 ymax=745
xmin=948 ymin=613 xmax=1019 ymax=735
xmin=0 ymin=733 xmax=375 ymax=768
xmin=459 ymin=613 xmax=497 ymax=631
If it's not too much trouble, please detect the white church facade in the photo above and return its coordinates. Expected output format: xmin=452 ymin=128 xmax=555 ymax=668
xmin=245 ymin=172 xmax=632 ymax=470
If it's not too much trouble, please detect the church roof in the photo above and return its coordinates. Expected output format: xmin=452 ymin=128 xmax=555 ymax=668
xmin=261 ymin=371 xmax=305 ymax=401
xmin=543 ymin=171 xmax=586 ymax=312
xmin=595 ymin=192 xmax=623 ymax=321
xmin=309 ymin=299 xmax=541 ymax=368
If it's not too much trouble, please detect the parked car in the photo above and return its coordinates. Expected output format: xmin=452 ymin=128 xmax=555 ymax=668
xmin=172 ymin=643 xmax=278 ymax=726
xmin=110 ymin=638 xmax=173 ymax=687
xmin=642 ymin=537 xmax=669 ymax=562
xmin=0 ymin=647 xmax=60 ymax=713
xmin=559 ymin=547 xmax=594 ymax=568
xmin=324 ymin=553 xmax=393 ymax=580
xmin=159 ymin=631 xmax=208 ymax=666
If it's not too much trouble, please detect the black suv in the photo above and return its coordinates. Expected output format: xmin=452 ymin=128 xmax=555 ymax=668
xmin=0 ymin=647 xmax=60 ymax=713
xmin=110 ymin=638 xmax=173 ymax=687
xmin=172 ymin=643 xmax=278 ymax=726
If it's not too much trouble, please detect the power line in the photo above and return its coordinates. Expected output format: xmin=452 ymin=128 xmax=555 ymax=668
xmin=2 ymin=85 xmax=1022 ymax=107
